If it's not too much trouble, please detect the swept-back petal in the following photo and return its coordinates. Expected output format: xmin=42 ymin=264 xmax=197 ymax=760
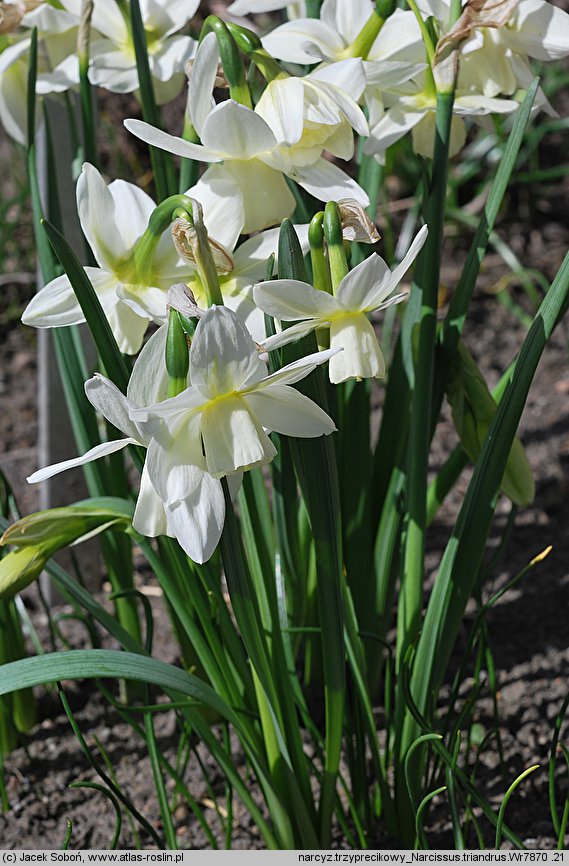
xmin=190 ymin=305 xmax=265 ymax=394
xmin=508 ymin=0 xmax=569 ymax=61
xmin=245 ymin=385 xmax=336 ymax=436
xmin=254 ymin=278 xmax=338 ymax=321
xmin=246 ymin=348 xmax=338 ymax=390
xmin=205 ymin=161 xmax=295 ymax=233
xmin=184 ymin=175 xmax=245 ymax=252
xmin=293 ymin=158 xmax=370 ymax=207
xmin=77 ymin=164 xmax=126 ymax=270
xmin=107 ymin=179 xmax=155 ymax=250
xmin=321 ymin=0 xmax=373 ymax=44
xmin=127 ymin=324 xmax=170 ymax=407
xmin=188 ymin=32 xmax=218 ymax=137
xmin=27 ymin=439 xmax=137 ymax=484
xmin=383 ymin=224 xmax=428 ymax=298
xmin=22 ymin=273 xmax=85 ymax=329
xmin=124 ymin=118 xmax=224 ymax=163
xmin=364 ymin=108 xmax=427 ymax=155
xmin=85 ymin=375 xmax=142 ymax=442
xmin=233 ymin=224 xmax=309 ymax=279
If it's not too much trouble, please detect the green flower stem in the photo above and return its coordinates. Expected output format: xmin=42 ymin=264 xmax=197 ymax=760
xmin=323 ymin=202 xmax=348 ymax=292
xmin=343 ymin=0 xmax=395 ymax=60
xmin=130 ymin=0 xmax=176 ymax=200
xmin=188 ymin=200 xmax=224 ymax=307
xmin=395 ymin=88 xmax=455 ymax=841
xmin=78 ymin=0 xmax=97 ymax=167
xmin=225 ymin=23 xmax=286 ymax=82
xmin=309 ymin=212 xmax=332 ymax=294
xmin=201 ymin=17 xmax=252 ymax=107
xmin=178 ymin=118 xmax=200 ymax=193
xmin=132 ymin=193 xmax=193 ymax=284
xmin=405 ymin=0 xmax=435 ymax=64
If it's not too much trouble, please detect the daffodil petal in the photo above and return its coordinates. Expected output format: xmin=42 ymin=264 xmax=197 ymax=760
xmin=364 ymin=108 xmax=427 ymax=155
xmin=127 ymin=324 xmax=171 ymax=408
xmin=254 ymin=278 xmax=339 ymax=321
xmin=124 ymin=118 xmax=224 ymax=163
xmin=190 ymin=305 xmax=265 ymax=394
xmin=336 ymin=253 xmax=391 ymax=312
xmin=255 ymin=77 xmax=305 ymax=146
xmin=248 ymin=348 xmax=338 ymax=390
xmin=245 ymin=385 xmax=336 ymax=437
xmin=188 ymin=31 xmax=218 ymax=137
xmin=293 ymin=158 xmax=370 ymax=207
xmin=22 ymin=273 xmax=85 ymax=329
xmin=85 ymin=375 xmax=142 ymax=442
xmin=201 ymin=101 xmax=277 ymax=159
xmin=77 ymin=164 xmax=127 ymax=270
xmin=204 ymin=162 xmax=295 ymax=234
xmin=27 ymin=439 xmax=137 ymax=484
xmin=262 ymin=19 xmax=343 ymax=64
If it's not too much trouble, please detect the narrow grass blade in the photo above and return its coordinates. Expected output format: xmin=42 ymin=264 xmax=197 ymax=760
xmin=495 ymin=765 xmax=540 ymax=848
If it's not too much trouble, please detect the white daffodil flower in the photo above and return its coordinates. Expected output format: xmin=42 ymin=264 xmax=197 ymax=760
xmin=254 ymin=225 xmax=428 ymax=384
xmin=418 ymin=0 xmax=568 ymax=112
xmin=131 ymin=306 xmax=338 ymax=479
xmin=22 ymin=163 xmax=190 ymax=354
xmin=59 ymin=0 xmax=198 ymax=103
xmin=227 ymin=0 xmax=306 ymax=19
xmin=0 ymin=5 xmax=79 ymax=144
xmin=125 ymin=33 xmax=369 ymax=233
xmin=254 ymin=58 xmax=369 ymax=169
xmin=263 ymin=0 xmax=422 ymax=66
xmin=363 ymin=74 xmax=519 ymax=159
xmin=26 ymin=327 xmax=230 ymax=564
xmin=172 ymin=175 xmax=309 ymax=343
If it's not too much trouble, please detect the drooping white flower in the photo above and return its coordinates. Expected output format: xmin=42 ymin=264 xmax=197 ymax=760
xmin=254 ymin=225 xmax=428 ymax=384
xmin=418 ymin=0 xmax=569 ymax=112
xmin=131 ymin=306 xmax=338 ymax=479
xmin=254 ymin=57 xmax=369 ymax=169
xmin=125 ymin=32 xmax=369 ymax=233
xmin=26 ymin=327 xmax=228 ymax=564
xmin=0 ymin=5 xmax=79 ymax=144
xmin=22 ymin=163 xmax=190 ymax=353
xmin=59 ymin=0 xmax=198 ymax=103
xmin=363 ymin=73 xmax=519 ymax=159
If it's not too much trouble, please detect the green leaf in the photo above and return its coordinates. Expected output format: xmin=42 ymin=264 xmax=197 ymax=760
xmin=42 ymin=220 xmax=130 ymax=394
xmin=0 ymin=650 xmax=238 ymax=723
xmin=0 ymin=499 xmax=133 ymax=600
xmin=447 ymin=341 xmax=534 ymax=506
